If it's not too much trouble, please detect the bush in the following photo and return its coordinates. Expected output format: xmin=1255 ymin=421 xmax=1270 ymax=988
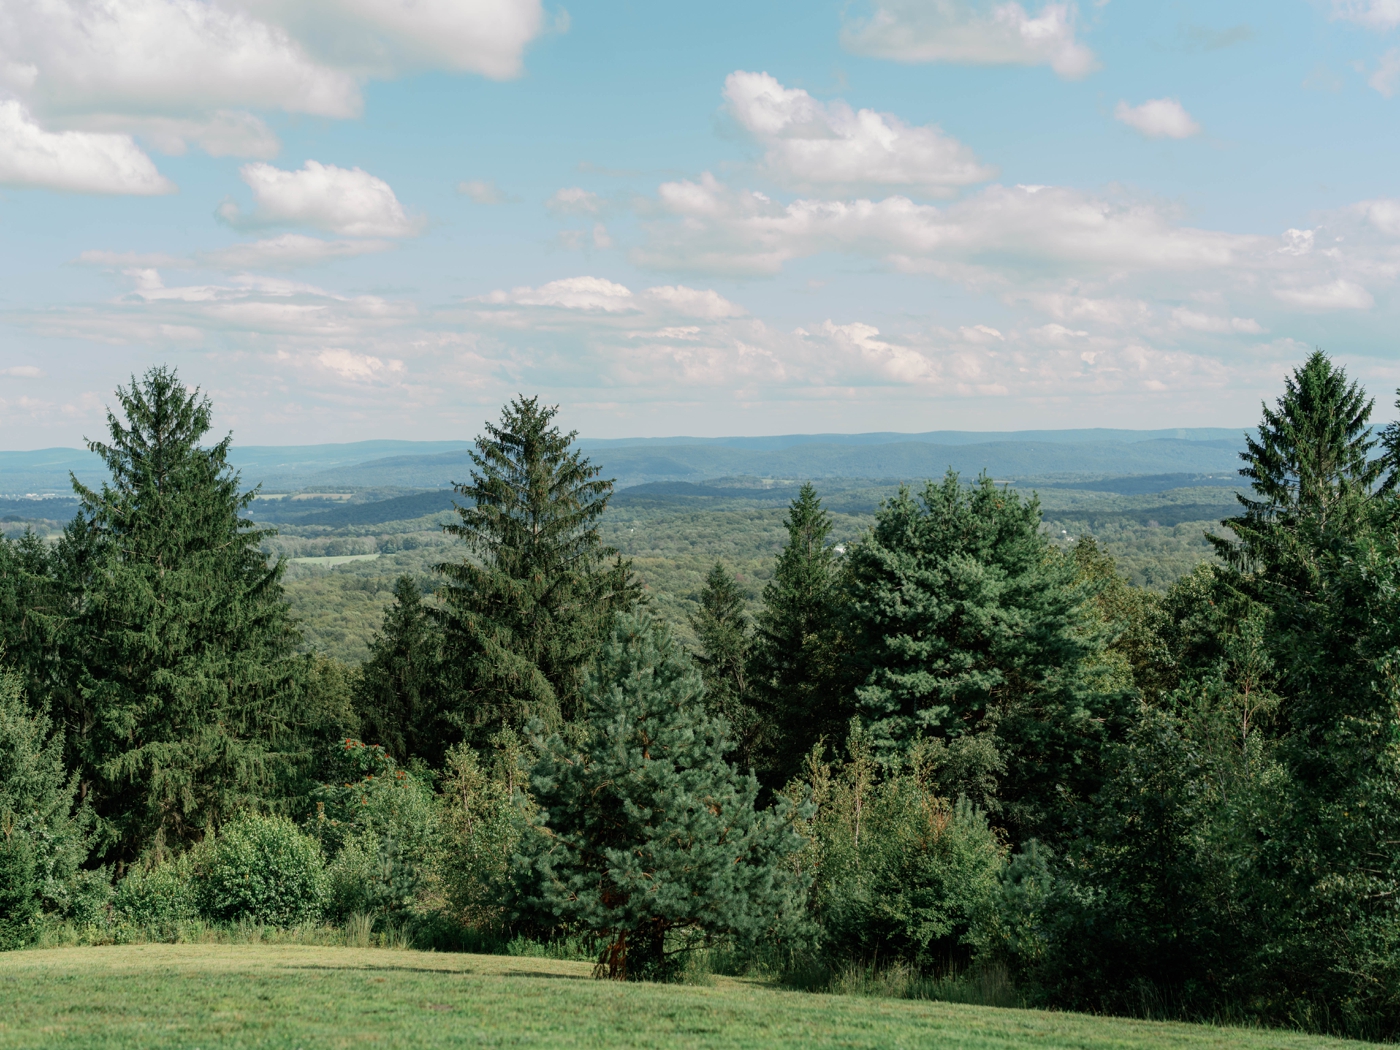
xmin=312 ymin=740 xmax=441 ymax=923
xmin=196 ymin=815 xmax=327 ymax=926
xmin=114 ymin=855 xmax=199 ymax=926
xmin=437 ymin=737 xmax=523 ymax=932
xmin=0 ymin=834 xmax=38 ymax=949
xmin=799 ymin=727 xmax=1007 ymax=972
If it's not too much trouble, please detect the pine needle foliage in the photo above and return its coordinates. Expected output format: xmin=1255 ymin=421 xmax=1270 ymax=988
xmin=517 ymin=613 xmax=809 ymax=980
xmin=687 ymin=562 xmax=757 ymax=766
xmin=0 ymin=664 xmax=90 ymax=947
xmin=1215 ymin=349 xmax=1394 ymax=575
xmin=438 ymin=397 xmax=640 ymax=739
xmin=63 ymin=366 xmax=303 ymax=864
xmin=748 ymin=484 xmax=849 ymax=786
xmin=354 ymin=576 xmax=448 ymax=765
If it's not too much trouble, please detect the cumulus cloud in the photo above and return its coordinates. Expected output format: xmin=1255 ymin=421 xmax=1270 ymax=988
xmin=1171 ymin=308 xmax=1264 ymax=334
xmin=219 ymin=160 xmax=421 ymax=237
xmin=1332 ymin=0 xmax=1400 ymax=30
xmin=459 ymin=179 xmax=513 ymax=204
xmin=1114 ymin=98 xmax=1201 ymax=139
xmin=841 ymin=0 xmax=1098 ymax=80
xmin=316 ymin=348 xmax=404 ymax=380
xmin=634 ymin=173 xmax=1255 ymax=278
xmin=547 ymin=187 xmax=604 ymax=215
xmin=236 ymin=0 xmax=546 ymax=81
xmin=1 ymin=365 xmax=44 ymax=379
xmin=75 ymin=110 xmax=282 ymax=158
xmin=199 ymin=234 xmax=394 ymax=269
xmin=1360 ymin=198 xmax=1400 ymax=235
xmin=642 ymin=285 xmax=746 ymax=319
xmin=1368 ymin=48 xmax=1400 ymax=97
xmin=0 ymin=0 xmax=547 ymax=172
xmin=1273 ymin=279 xmax=1375 ymax=310
xmin=479 ymin=276 xmax=638 ymax=312
xmin=0 ymin=100 xmax=175 ymax=194
xmin=723 ymin=70 xmax=994 ymax=197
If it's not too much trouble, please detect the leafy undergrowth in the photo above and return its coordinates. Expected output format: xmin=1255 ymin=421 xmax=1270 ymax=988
xmin=0 ymin=944 xmax=1383 ymax=1050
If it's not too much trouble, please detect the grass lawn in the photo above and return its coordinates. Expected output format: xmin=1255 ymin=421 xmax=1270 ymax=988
xmin=0 ymin=945 xmax=1385 ymax=1050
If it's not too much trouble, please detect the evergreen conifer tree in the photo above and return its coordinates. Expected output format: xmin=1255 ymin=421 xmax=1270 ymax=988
xmin=687 ymin=562 xmax=757 ymax=765
xmin=1216 ymin=349 xmax=1392 ymax=578
xmin=0 ymin=664 xmax=90 ymax=947
xmin=748 ymin=484 xmax=848 ymax=785
xmin=63 ymin=367 xmax=303 ymax=862
xmin=846 ymin=471 xmax=1124 ymax=843
xmin=517 ymin=613 xmax=808 ymax=980
xmin=438 ymin=396 xmax=640 ymax=740
xmin=354 ymin=576 xmax=448 ymax=765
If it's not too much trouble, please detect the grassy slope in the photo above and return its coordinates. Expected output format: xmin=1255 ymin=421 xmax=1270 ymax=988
xmin=0 ymin=945 xmax=1379 ymax=1050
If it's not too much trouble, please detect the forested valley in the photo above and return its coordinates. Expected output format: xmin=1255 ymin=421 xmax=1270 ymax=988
xmin=3 ymin=355 xmax=1399 ymax=1040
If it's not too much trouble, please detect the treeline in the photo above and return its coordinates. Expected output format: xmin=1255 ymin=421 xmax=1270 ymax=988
xmin=2 ymin=358 xmax=1399 ymax=1038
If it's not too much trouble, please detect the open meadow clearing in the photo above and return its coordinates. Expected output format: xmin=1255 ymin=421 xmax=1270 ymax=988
xmin=0 ymin=944 xmax=1384 ymax=1050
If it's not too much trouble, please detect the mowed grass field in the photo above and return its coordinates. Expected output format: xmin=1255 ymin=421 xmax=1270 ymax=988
xmin=0 ymin=945 xmax=1383 ymax=1050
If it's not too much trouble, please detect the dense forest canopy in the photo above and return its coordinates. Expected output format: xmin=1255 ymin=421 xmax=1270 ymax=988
xmin=1 ymin=354 xmax=1399 ymax=1040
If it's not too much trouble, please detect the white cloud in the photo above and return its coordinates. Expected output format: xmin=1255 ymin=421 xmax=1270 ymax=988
xmin=316 ymin=348 xmax=404 ymax=380
xmin=723 ymin=70 xmax=994 ymax=197
xmin=1368 ymin=48 xmax=1400 ymax=97
xmin=0 ymin=100 xmax=174 ymax=194
xmin=1360 ymin=198 xmax=1400 ymax=235
xmin=220 ymin=160 xmax=421 ymax=237
xmin=1 ymin=366 xmax=44 ymax=379
xmin=841 ymin=0 xmax=1098 ymax=80
xmin=642 ymin=285 xmax=746 ymax=319
xmin=1114 ymin=98 xmax=1201 ymax=139
xmin=1171 ymin=308 xmax=1264 ymax=334
xmin=547 ymin=187 xmax=604 ymax=215
xmin=199 ymin=234 xmax=394 ymax=269
xmin=480 ymin=276 xmax=638 ymax=312
xmin=0 ymin=0 xmax=360 ymax=120
xmin=75 ymin=110 xmax=281 ymax=158
xmin=237 ymin=0 xmax=546 ymax=81
xmin=0 ymin=0 xmax=547 ymax=170
xmin=1273 ymin=279 xmax=1375 ymax=310
xmin=1332 ymin=0 xmax=1400 ymax=30
xmin=635 ymin=173 xmax=1256 ymax=278
xmin=459 ymin=179 xmax=511 ymax=204
xmin=816 ymin=320 xmax=940 ymax=383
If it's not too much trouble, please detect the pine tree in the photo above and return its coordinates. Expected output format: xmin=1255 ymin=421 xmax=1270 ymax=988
xmin=0 ymin=664 xmax=89 ymax=947
xmin=1216 ymin=349 xmax=1392 ymax=577
xmin=846 ymin=471 xmax=1124 ymax=844
xmin=438 ymin=396 xmax=640 ymax=740
xmin=687 ymin=562 xmax=757 ymax=766
xmin=354 ymin=576 xmax=448 ymax=765
xmin=63 ymin=366 xmax=303 ymax=863
xmin=517 ymin=613 xmax=809 ymax=980
xmin=748 ymin=484 xmax=848 ymax=786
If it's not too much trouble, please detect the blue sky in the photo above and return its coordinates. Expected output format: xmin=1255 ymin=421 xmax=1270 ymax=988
xmin=3 ymin=0 xmax=1400 ymax=447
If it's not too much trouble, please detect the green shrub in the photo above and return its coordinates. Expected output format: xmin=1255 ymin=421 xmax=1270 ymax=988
xmin=437 ymin=738 xmax=522 ymax=932
xmin=312 ymin=740 xmax=441 ymax=923
xmin=196 ymin=815 xmax=327 ymax=926
xmin=114 ymin=855 xmax=199 ymax=926
xmin=0 ymin=834 xmax=39 ymax=949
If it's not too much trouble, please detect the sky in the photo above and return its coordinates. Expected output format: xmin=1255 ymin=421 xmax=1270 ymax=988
xmin=3 ymin=0 xmax=1400 ymax=447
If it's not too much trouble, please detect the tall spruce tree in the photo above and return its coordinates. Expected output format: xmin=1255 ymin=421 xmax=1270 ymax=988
xmin=687 ymin=562 xmax=757 ymax=766
xmin=354 ymin=576 xmax=449 ymax=765
xmin=517 ymin=613 xmax=808 ymax=980
xmin=1216 ymin=349 xmax=1392 ymax=577
xmin=62 ymin=367 xmax=303 ymax=863
xmin=438 ymin=397 xmax=640 ymax=740
xmin=748 ymin=484 xmax=848 ymax=785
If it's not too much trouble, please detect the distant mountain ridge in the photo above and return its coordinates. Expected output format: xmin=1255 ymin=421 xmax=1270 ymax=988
xmin=0 ymin=429 xmax=1251 ymax=495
